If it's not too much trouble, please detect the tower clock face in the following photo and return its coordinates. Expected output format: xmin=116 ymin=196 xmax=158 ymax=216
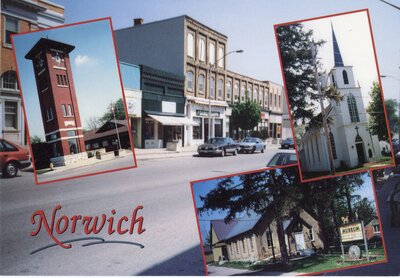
xmin=54 ymin=53 xmax=62 ymax=64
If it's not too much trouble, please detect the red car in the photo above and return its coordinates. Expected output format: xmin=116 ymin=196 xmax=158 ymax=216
xmin=0 ymin=139 xmax=31 ymax=178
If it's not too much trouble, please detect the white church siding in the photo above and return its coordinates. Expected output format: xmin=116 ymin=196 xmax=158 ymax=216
xmin=299 ymin=26 xmax=382 ymax=175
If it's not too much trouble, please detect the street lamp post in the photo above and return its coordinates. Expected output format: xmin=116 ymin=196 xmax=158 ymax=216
xmin=381 ymin=74 xmax=400 ymax=139
xmin=207 ymin=50 xmax=243 ymax=142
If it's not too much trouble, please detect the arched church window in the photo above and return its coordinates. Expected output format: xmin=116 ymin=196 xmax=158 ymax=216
xmin=329 ymin=132 xmax=337 ymax=159
xmin=347 ymin=93 xmax=360 ymax=123
xmin=342 ymin=70 xmax=349 ymax=85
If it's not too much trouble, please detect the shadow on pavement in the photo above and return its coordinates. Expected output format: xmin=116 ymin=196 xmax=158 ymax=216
xmin=137 ymin=245 xmax=205 ymax=276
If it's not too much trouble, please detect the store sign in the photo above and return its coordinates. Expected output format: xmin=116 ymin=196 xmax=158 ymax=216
xmin=196 ymin=110 xmax=220 ymax=117
xmin=126 ymin=97 xmax=141 ymax=117
xmin=339 ymin=222 xmax=364 ymax=242
xmin=162 ymin=101 xmax=176 ymax=114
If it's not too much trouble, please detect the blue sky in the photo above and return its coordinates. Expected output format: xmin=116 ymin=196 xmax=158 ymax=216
xmin=192 ymin=170 xmax=376 ymax=243
xmin=50 ymin=0 xmax=400 ymax=106
xmin=13 ymin=19 xmax=124 ymax=139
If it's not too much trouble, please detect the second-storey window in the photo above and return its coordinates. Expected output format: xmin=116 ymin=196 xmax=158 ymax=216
xmin=187 ymin=71 xmax=194 ymax=91
xmin=198 ymin=74 xmax=205 ymax=94
xmin=217 ymin=79 xmax=223 ymax=98
xmin=209 ymin=42 xmax=215 ymax=65
xmin=5 ymin=17 xmax=18 ymax=45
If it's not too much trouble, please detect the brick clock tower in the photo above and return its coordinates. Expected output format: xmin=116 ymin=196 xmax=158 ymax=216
xmin=26 ymin=38 xmax=86 ymax=166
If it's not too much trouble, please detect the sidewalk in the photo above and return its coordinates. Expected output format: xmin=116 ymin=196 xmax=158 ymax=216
xmin=134 ymin=145 xmax=198 ymax=161
xmin=36 ymin=149 xmax=134 ymax=176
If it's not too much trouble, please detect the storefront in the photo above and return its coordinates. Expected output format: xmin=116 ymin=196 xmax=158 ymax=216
xmin=140 ymin=65 xmax=189 ymax=149
xmin=120 ymin=62 xmax=142 ymax=148
xmin=186 ymin=96 xmax=228 ymax=146
xmin=269 ymin=113 xmax=282 ymax=139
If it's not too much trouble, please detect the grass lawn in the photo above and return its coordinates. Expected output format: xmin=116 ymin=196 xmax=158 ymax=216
xmin=289 ymin=247 xmax=385 ymax=273
xmin=302 ymin=158 xmax=394 ymax=180
xmin=219 ymin=247 xmax=386 ymax=274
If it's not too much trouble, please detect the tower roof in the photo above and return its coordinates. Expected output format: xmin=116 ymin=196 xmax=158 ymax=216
xmin=331 ymin=23 xmax=344 ymax=67
xmin=25 ymin=38 xmax=75 ymax=60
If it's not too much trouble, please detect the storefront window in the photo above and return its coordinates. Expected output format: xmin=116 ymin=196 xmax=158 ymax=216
xmin=215 ymin=119 xmax=223 ymax=137
xmin=193 ymin=117 xmax=202 ymax=140
xmin=68 ymin=138 xmax=78 ymax=154
xmin=144 ymin=119 xmax=155 ymax=139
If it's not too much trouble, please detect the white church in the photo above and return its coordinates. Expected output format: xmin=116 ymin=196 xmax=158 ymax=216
xmin=299 ymin=26 xmax=382 ymax=173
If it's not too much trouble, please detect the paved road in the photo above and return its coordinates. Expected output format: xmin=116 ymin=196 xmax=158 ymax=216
xmin=0 ymin=147 xmax=281 ymax=275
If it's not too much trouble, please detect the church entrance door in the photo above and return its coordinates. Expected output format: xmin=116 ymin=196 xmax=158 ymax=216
xmin=355 ymin=135 xmax=366 ymax=165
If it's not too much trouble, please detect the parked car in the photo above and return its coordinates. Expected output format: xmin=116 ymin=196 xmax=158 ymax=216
xmin=239 ymin=137 xmax=266 ymax=153
xmin=198 ymin=137 xmax=239 ymax=157
xmin=395 ymin=151 xmax=400 ymax=166
xmin=267 ymin=150 xmax=297 ymax=167
xmin=0 ymin=139 xmax=31 ymax=178
xmin=280 ymin=137 xmax=295 ymax=149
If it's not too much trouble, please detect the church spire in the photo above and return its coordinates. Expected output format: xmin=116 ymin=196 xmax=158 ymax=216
xmin=331 ymin=22 xmax=344 ymax=67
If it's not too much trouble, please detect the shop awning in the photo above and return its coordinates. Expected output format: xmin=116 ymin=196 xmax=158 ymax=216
xmin=148 ymin=114 xmax=199 ymax=126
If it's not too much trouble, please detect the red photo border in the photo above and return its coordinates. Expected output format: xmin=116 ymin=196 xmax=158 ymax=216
xmin=11 ymin=17 xmax=138 ymax=185
xmin=273 ymin=9 xmax=396 ymax=183
xmin=190 ymin=166 xmax=388 ymax=276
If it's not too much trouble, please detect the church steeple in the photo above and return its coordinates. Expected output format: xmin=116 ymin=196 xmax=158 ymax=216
xmin=332 ymin=23 xmax=344 ymax=67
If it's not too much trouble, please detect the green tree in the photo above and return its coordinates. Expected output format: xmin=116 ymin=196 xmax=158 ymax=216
xmin=231 ymin=94 xmax=261 ymax=138
xmin=199 ymin=167 xmax=301 ymax=265
xmin=276 ymin=23 xmax=341 ymax=125
xmin=353 ymin=197 xmax=375 ymax=223
xmin=30 ymin=135 xmax=43 ymax=144
xmin=385 ymin=99 xmax=399 ymax=135
xmin=367 ymin=82 xmax=390 ymax=140
xmin=101 ymin=98 xmax=127 ymax=122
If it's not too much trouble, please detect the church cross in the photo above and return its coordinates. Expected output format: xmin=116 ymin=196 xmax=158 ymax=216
xmin=355 ymin=125 xmax=360 ymax=136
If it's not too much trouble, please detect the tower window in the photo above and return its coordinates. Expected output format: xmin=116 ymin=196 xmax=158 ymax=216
xmin=347 ymin=93 xmax=360 ymax=123
xmin=342 ymin=70 xmax=349 ymax=85
xmin=56 ymin=74 xmax=68 ymax=86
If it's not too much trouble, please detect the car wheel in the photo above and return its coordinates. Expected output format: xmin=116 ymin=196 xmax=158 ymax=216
xmin=233 ymin=149 xmax=238 ymax=156
xmin=220 ymin=149 xmax=225 ymax=157
xmin=4 ymin=161 xmax=18 ymax=178
xmin=261 ymin=147 xmax=265 ymax=153
xmin=252 ymin=146 xmax=256 ymax=154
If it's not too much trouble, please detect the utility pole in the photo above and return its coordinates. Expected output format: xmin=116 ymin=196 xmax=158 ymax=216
xmin=111 ymin=100 xmax=122 ymax=150
xmin=311 ymin=42 xmax=336 ymax=175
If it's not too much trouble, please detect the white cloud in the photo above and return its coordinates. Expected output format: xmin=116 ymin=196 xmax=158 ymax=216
xmin=74 ymin=55 xmax=91 ymax=66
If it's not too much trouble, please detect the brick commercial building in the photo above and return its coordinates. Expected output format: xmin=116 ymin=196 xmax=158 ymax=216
xmin=115 ymin=15 xmax=286 ymax=146
xmin=1 ymin=0 xmax=64 ymax=146
xmin=26 ymin=38 xmax=86 ymax=166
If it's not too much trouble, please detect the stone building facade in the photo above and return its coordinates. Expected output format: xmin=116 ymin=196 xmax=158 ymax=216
xmin=114 ymin=15 xmax=285 ymax=146
xmin=1 ymin=0 xmax=64 ymax=145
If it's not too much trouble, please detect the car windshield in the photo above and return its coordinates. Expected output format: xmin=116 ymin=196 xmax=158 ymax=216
xmin=243 ymin=138 xmax=257 ymax=143
xmin=284 ymin=138 xmax=294 ymax=143
xmin=267 ymin=153 xmax=297 ymax=167
xmin=207 ymin=138 xmax=225 ymax=144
